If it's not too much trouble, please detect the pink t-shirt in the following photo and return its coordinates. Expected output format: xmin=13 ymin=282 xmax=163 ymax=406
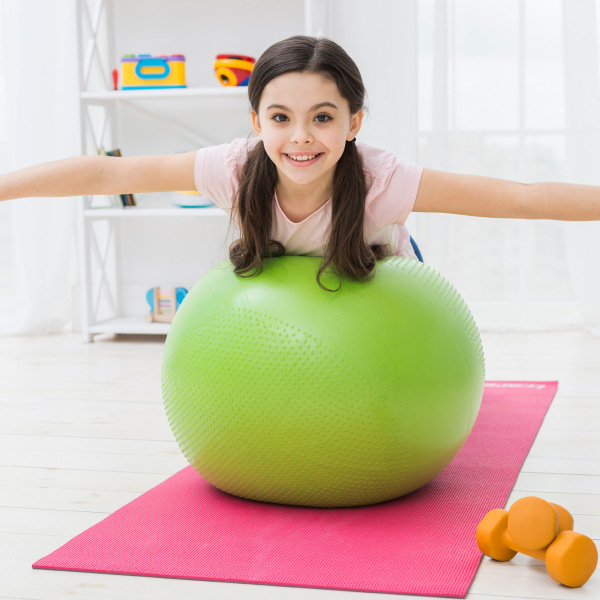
xmin=193 ymin=137 xmax=423 ymax=260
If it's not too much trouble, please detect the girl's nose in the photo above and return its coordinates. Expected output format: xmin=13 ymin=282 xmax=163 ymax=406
xmin=290 ymin=126 xmax=313 ymax=144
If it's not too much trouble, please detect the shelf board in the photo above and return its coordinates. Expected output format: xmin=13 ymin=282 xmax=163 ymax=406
xmin=84 ymin=192 xmax=229 ymax=218
xmin=84 ymin=206 xmax=227 ymax=218
xmin=89 ymin=317 xmax=170 ymax=336
xmin=81 ymin=86 xmax=249 ymax=102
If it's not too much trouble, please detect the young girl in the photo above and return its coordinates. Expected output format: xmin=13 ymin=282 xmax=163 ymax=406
xmin=1 ymin=35 xmax=599 ymax=291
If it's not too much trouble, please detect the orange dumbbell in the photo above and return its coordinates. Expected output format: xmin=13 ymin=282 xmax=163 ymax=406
xmin=476 ymin=496 xmax=598 ymax=587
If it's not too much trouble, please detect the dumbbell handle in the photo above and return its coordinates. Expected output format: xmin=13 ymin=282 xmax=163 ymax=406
xmin=502 ymin=530 xmax=549 ymax=561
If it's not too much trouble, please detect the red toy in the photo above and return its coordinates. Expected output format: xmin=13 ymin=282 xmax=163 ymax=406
xmin=214 ymin=54 xmax=255 ymax=87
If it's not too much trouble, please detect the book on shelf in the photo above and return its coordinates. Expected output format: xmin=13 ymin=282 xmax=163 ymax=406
xmin=97 ymin=147 xmax=137 ymax=207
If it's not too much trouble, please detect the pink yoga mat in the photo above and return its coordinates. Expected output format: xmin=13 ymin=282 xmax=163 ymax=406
xmin=34 ymin=381 xmax=558 ymax=598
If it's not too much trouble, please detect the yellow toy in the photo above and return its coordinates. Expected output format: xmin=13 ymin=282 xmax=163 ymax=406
xmin=121 ymin=54 xmax=186 ymax=90
xmin=476 ymin=496 xmax=598 ymax=587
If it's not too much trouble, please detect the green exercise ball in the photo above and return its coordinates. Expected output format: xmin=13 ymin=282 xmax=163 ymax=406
xmin=161 ymin=256 xmax=485 ymax=508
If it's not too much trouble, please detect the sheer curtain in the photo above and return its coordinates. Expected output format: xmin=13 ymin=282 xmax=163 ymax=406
xmin=330 ymin=0 xmax=599 ymax=337
xmin=0 ymin=0 xmax=80 ymax=335
xmin=411 ymin=0 xmax=596 ymax=335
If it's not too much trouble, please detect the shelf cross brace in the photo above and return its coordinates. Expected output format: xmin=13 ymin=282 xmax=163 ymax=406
xmin=89 ymin=219 xmax=119 ymax=321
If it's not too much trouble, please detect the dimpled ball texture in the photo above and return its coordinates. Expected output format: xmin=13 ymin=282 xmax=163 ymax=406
xmin=161 ymin=256 xmax=486 ymax=508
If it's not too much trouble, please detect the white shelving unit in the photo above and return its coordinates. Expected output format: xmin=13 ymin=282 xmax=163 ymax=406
xmin=75 ymin=0 xmax=324 ymax=342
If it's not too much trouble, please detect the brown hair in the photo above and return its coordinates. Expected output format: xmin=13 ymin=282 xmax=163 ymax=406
xmin=229 ymin=35 xmax=390 ymax=291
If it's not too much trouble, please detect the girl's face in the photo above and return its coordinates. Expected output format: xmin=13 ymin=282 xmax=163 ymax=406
xmin=251 ymin=71 xmax=363 ymax=190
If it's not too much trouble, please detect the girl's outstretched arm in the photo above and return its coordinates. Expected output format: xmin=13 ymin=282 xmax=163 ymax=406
xmin=0 ymin=150 xmax=197 ymax=201
xmin=413 ymin=168 xmax=600 ymax=221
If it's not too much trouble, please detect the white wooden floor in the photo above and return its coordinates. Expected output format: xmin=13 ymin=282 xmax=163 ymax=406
xmin=1 ymin=329 xmax=599 ymax=600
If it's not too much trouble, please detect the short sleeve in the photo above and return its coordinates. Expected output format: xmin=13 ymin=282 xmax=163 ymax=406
xmin=366 ymin=156 xmax=423 ymax=228
xmin=193 ymin=137 xmax=260 ymax=211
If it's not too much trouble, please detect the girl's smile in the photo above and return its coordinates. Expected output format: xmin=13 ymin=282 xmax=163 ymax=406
xmin=283 ymin=152 xmax=325 ymax=167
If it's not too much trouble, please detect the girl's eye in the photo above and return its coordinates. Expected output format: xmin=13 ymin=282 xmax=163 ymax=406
xmin=271 ymin=113 xmax=332 ymax=123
